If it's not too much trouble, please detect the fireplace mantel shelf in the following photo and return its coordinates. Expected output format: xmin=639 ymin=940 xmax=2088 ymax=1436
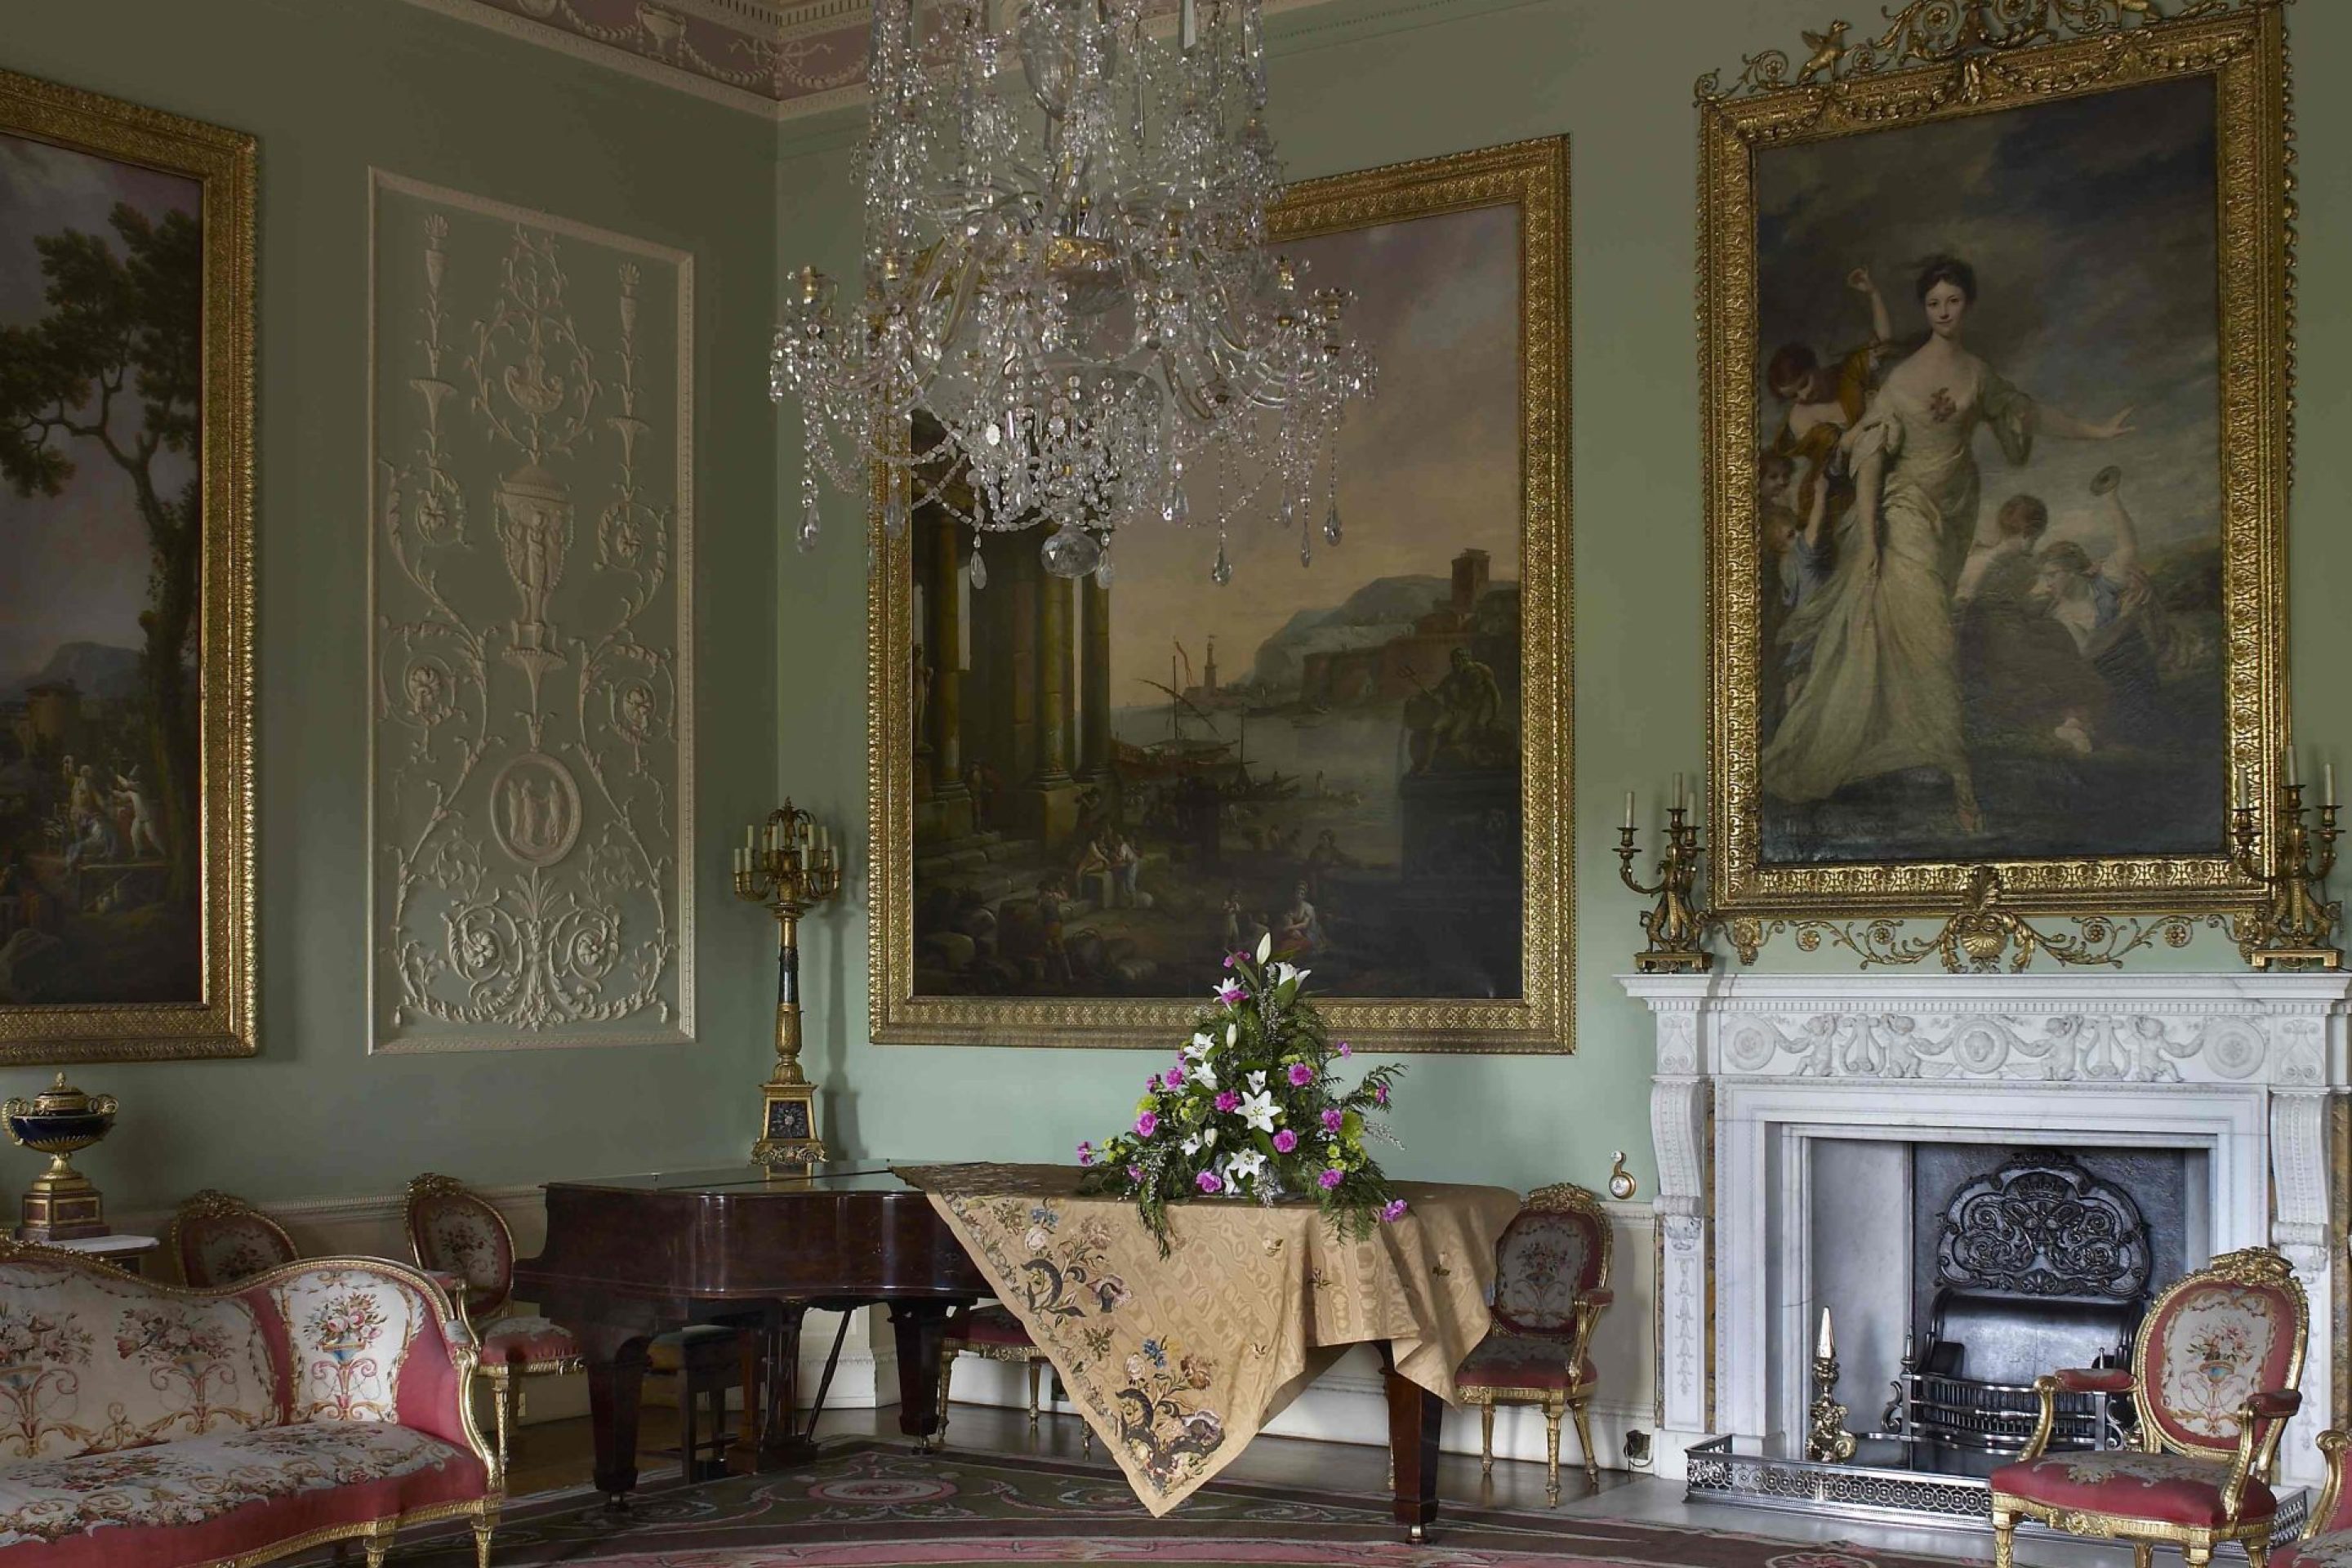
xmin=1619 ymin=969 xmax=2350 ymax=1492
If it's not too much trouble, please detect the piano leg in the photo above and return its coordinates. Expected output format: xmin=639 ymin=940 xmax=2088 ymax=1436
xmin=888 ymin=1300 xmax=961 ymax=1451
xmin=1381 ymin=1345 xmax=1443 ymax=1543
xmin=581 ymin=1329 xmax=653 ymax=1508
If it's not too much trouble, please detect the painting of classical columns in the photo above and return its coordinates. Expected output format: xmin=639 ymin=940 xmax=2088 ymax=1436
xmin=368 ymin=172 xmax=693 ymax=1052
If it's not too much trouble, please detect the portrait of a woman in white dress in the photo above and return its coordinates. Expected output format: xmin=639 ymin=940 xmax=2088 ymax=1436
xmin=1759 ymin=255 xmax=2134 ymax=835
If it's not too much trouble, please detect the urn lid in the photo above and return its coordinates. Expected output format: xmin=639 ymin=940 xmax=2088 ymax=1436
xmin=24 ymin=1074 xmax=98 ymax=1117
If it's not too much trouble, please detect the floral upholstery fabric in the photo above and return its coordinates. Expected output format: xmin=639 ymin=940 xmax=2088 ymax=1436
xmin=0 ymin=1262 xmax=277 ymax=1461
xmin=1455 ymin=1326 xmax=1597 ymax=1392
xmin=475 ymin=1314 xmax=578 ymax=1368
xmin=1992 ymin=1450 xmax=2277 ymax=1527
xmin=179 ymin=1216 xmax=296 ymax=1290
xmin=958 ymin=1307 xmax=1036 ymax=1350
xmin=267 ymin=1269 xmax=428 ymax=1425
xmin=408 ymin=1192 xmax=514 ymax=1322
xmin=2146 ymin=1280 xmax=2296 ymax=1450
xmin=2282 ymin=1533 xmax=2352 ymax=1568
xmin=0 ymin=1421 xmax=485 ymax=1564
xmin=1489 ymin=1209 xmax=1599 ymax=1334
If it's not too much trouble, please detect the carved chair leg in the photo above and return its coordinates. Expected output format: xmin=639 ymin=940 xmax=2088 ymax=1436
xmin=362 ymin=1522 xmax=395 ymax=1568
xmin=2246 ymin=1543 xmax=2270 ymax=1568
xmin=1027 ymin=1356 xmax=1041 ymax=1425
xmin=473 ymin=1505 xmax=497 ymax=1568
xmin=1544 ymin=1396 xmax=1563 ymax=1503
xmin=1990 ymin=1510 xmax=2015 ymax=1568
xmin=1480 ymin=1403 xmax=1495 ymax=1477
xmin=2132 ymin=1545 xmax=2153 ymax=1568
xmin=2182 ymin=1544 xmax=2213 ymax=1568
xmin=1570 ymin=1396 xmax=1598 ymax=1487
xmin=487 ymin=1367 xmax=513 ymax=1477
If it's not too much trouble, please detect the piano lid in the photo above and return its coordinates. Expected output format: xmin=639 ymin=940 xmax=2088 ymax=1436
xmin=542 ymin=1160 xmax=919 ymax=1196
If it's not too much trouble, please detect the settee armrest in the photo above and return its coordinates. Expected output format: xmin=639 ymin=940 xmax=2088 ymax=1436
xmin=252 ymin=1258 xmax=490 ymax=1468
xmin=2315 ymin=1429 xmax=2352 ymax=1539
xmin=2051 ymin=1366 xmax=2136 ymax=1395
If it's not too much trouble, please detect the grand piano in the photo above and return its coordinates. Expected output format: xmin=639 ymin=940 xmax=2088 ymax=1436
xmin=512 ymin=1161 xmax=1450 ymax=1538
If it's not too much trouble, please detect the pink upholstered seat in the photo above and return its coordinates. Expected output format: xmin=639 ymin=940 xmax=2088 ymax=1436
xmin=1989 ymin=1247 xmax=2307 ymax=1568
xmin=959 ymin=1305 xmax=1035 ymax=1349
xmin=1455 ymin=1329 xmax=1597 ymax=1392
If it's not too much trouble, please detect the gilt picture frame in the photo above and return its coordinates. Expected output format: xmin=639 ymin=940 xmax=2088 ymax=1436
xmin=0 ymin=69 xmax=256 ymax=1062
xmin=1699 ymin=2 xmax=2289 ymax=916
xmin=868 ymin=136 xmax=1570 ymax=1050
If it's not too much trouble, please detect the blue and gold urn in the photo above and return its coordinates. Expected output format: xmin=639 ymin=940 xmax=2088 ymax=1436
xmin=2 ymin=1073 xmax=118 ymax=1241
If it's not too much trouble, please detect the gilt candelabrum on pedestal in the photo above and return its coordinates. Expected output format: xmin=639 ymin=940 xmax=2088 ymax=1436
xmin=1616 ymin=777 xmax=1716 ymax=973
xmin=732 ymin=802 xmax=842 ymax=1167
xmin=2230 ymin=758 xmax=2342 ymax=971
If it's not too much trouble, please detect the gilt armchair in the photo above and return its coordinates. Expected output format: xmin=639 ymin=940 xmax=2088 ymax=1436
xmin=1990 ymin=1245 xmax=2306 ymax=1568
xmin=1453 ymin=1180 xmax=1615 ymax=1500
xmin=2278 ymin=1429 xmax=2352 ymax=1566
xmin=169 ymin=1188 xmax=299 ymax=1287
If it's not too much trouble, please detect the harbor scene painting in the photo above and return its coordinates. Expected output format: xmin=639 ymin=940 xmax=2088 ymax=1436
xmin=905 ymin=201 xmax=1526 ymax=1004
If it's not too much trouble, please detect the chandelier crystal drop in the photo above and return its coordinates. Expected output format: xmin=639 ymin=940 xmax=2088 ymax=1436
xmin=768 ymin=0 xmax=1374 ymax=585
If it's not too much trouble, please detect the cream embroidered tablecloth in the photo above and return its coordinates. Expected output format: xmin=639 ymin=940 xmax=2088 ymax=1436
xmin=898 ymin=1162 xmax=1521 ymax=1516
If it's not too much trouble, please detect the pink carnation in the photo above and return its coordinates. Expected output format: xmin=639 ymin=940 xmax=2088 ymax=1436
xmin=1287 ymin=1062 xmax=1314 ymax=1087
xmin=1321 ymin=1108 xmax=1344 ymax=1133
xmin=1077 ymin=1141 xmax=1094 ymax=1166
xmin=1135 ymin=1111 xmax=1159 ymax=1138
xmin=1273 ymin=1129 xmax=1298 ymax=1154
xmin=1318 ymin=1168 xmax=1344 ymax=1191
xmin=1374 ymin=1082 xmax=1389 ymax=1106
xmin=1380 ymin=1198 xmax=1409 ymax=1223
xmin=1196 ymin=1169 xmax=1224 ymax=1194
xmin=1338 ymin=1040 xmax=1352 ymax=1058
xmin=1127 ymin=1164 xmax=1143 ymax=1183
xmin=1215 ymin=1090 xmax=1241 ymax=1114
xmin=1167 ymin=1062 xmax=1186 ymax=1086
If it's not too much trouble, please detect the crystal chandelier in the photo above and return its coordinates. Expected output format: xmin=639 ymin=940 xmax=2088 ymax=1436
xmin=769 ymin=0 xmax=1374 ymax=588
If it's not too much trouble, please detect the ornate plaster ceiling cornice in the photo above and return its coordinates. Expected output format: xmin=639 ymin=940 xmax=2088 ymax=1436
xmin=404 ymin=0 xmax=1350 ymax=121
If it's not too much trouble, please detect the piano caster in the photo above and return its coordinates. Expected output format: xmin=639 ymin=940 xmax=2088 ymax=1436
xmin=604 ymin=1493 xmax=631 ymax=1512
xmin=1407 ymin=1525 xmax=1425 ymax=1544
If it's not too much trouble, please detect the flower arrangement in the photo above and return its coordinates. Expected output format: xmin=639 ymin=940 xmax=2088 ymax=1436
xmin=1079 ymin=935 xmax=1404 ymax=1249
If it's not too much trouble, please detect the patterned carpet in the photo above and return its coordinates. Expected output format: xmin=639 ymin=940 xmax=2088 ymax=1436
xmin=350 ymin=1441 xmax=1987 ymax=1568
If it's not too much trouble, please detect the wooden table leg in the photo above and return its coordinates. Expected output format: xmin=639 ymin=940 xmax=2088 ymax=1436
xmin=1383 ymin=1348 xmax=1443 ymax=1542
xmin=581 ymin=1328 xmax=653 ymax=1508
xmin=889 ymin=1300 xmax=960 ymax=1450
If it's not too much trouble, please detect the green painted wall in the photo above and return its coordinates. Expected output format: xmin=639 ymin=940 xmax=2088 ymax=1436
xmin=2 ymin=0 xmax=781 ymax=1211
xmin=777 ymin=0 xmax=2352 ymax=1201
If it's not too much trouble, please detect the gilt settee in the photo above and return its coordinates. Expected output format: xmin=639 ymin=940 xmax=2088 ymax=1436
xmin=0 ymin=1240 xmax=497 ymax=1567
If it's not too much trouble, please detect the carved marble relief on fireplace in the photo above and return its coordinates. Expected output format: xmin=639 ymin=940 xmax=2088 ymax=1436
xmin=368 ymin=173 xmax=695 ymax=1052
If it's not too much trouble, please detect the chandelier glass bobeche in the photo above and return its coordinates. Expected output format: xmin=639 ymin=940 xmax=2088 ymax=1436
xmin=769 ymin=0 xmax=1374 ymax=587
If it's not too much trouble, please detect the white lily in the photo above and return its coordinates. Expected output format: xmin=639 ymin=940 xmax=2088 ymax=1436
xmin=1272 ymin=961 xmax=1310 ymax=988
xmin=1255 ymin=931 xmax=1272 ymax=964
xmin=1187 ymin=1031 xmax=1214 ymax=1058
xmin=1247 ymin=1071 xmax=1267 ymax=1094
xmin=1202 ymin=1126 xmax=1218 ymax=1147
xmin=1236 ymin=1088 xmax=1280 ymax=1134
xmin=1225 ymin=1148 xmax=1268 ymax=1189
xmin=1226 ymin=1022 xmax=1238 ymax=1048
xmin=1182 ymin=1134 xmax=1202 ymax=1156
xmin=1190 ymin=1056 xmax=1218 ymax=1090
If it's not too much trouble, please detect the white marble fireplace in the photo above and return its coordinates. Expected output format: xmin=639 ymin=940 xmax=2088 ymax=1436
xmin=1622 ymin=971 xmax=2349 ymax=1490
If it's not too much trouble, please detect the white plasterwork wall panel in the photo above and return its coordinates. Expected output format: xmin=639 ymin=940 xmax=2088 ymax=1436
xmin=369 ymin=172 xmax=696 ymax=1052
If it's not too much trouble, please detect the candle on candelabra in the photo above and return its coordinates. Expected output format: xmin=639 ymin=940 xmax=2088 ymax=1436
xmin=1673 ymin=773 xmax=1686 ymax=812
xmin=1623 ymin=791 xmax=1635 ymax=831
xmin=2328 ymin=763 xmax=2337 ymax=809
xmin=2287 ymin=749 xmax=2299 ymax=788
xmin=1816 ymin=1306 xmax=1835 ymax=1361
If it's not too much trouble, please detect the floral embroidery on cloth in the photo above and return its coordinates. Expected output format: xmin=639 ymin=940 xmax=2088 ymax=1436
xmin=2287 ymin=1534 xmax=2352 ymax=1567
xmin=2155 ymin=1285 xmax=2283 ymax=1441
xmin=417 ymin=1201 xmax=510 ymax=1314
xmin=1490 ymin=1212 xmax=1593 ymax=1332
xmin=2056 ymin=1450 xmax=2232 ymax=1488
xmin=898 ymin=1162 xmax=1519 ymax=1519
xmin=190 ymin=1220 xmax=289 ymax=1287
xmin=0 ymin=1420 xmax=463 ymax=1547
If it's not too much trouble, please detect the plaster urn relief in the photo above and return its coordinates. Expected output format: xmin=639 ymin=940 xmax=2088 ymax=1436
xmin=369 ymin=175 xmax=693 ymax=1051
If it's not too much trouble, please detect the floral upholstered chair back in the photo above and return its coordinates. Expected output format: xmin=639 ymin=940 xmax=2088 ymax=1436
xmin=2132 ymin=1245 xmax=2305 ymax=1463
xmin=1490 ymin=1182 xmax=1611 ymax=1337
xmin=403 ymin=1174 xmax=515 ymax=1324
xmin=170 ymin=1189 xmax=299 ymax=1289
xmin=0 ymin=1253 xmax=280 ymax=1459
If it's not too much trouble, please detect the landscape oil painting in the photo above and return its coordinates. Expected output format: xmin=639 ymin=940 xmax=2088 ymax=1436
xmin=0 ymin=69 xmax=253 ymax=1059
xmin=1700 ymin=7 xmax=2288 ymax=915
xmin=872 ymin=138 xmax=1570 ymax=1049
